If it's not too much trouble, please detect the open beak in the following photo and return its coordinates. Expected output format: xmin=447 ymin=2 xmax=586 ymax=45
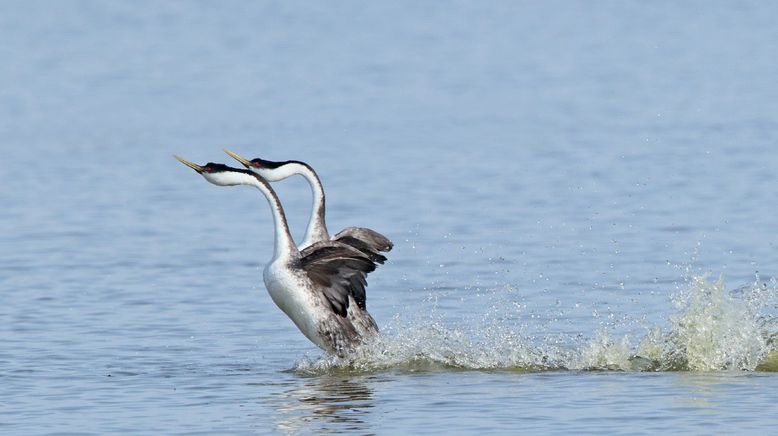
xmin=224 ymin=149 xmax=251 ymax=168
xmin=173 ymin=155 xmax=204 ymax=173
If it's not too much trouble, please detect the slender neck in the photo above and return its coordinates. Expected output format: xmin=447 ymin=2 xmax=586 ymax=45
xmin=245 ymin=176 xmax=299 ymax=260
xmin=289 ymin=162 xmax=329 ymax=246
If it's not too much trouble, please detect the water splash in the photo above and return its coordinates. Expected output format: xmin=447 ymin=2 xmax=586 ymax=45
xmin=647 ymin=275 xmax=772 ymax=371
xmin=293 ymin=275 xmax=778 ymax=374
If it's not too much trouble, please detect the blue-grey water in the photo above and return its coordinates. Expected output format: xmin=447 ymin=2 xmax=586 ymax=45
xmin=2 ymin=1 xmax=778 ymax=434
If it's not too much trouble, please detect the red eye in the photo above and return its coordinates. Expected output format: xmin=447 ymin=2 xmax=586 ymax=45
xmin=252 ymin=161 xmax=260 ymax=168
xmin=204 ymin=166 xmax=212 ymax=173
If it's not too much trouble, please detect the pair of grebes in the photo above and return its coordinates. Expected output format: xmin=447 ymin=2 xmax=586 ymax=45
xmin=175 ymin=151 xmax=392 ymax=356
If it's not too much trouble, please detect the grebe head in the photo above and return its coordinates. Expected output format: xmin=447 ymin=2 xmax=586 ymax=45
xmin=223 ymin=149 xmax=301 ymax=182
xmin=174 ymin=155 xmax=259 ymax=186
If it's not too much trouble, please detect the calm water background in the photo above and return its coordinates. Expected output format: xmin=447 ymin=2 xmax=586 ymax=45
xmin=2 ymin=1 xmax=778 ymax=434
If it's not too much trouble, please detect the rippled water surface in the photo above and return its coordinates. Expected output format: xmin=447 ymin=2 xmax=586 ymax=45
xmin=2 ymin=1 xmax=778 ymax=434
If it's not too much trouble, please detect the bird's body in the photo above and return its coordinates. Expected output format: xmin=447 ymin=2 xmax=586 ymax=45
xmin=263 ymin=246 xmax=380 ymax=354
xmin=263 ymin=257 xmax=360 ymax=353
xmin=174 ymin=157 xmax=380 ymax=356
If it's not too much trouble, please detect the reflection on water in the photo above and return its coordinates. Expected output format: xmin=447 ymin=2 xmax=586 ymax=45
xmin=270 ymin=375 xmax=374 ymax=434
xmin=670 ymin=372 xmax=755 ymax=411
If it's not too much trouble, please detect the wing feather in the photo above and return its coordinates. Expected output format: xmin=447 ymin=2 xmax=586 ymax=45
xmin=299 ymin=242 xmax=377 ymax=315
xmin=332 ymin=227 xmax=393 ymax=264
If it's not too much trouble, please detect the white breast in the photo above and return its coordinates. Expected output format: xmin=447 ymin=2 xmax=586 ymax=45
xmin=262 ymin=260 xmax=330 ymax=350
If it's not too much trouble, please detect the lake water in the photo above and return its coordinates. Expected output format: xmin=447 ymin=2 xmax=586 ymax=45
xmin=2 ymin=1 xmax=778 ymax=434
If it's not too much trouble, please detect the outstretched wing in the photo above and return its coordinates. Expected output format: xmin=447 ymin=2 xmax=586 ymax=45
xmin=332 ymin=227 xmax=393 ymax=264
xmin=299 ymin=241 xmax=377 ymax=316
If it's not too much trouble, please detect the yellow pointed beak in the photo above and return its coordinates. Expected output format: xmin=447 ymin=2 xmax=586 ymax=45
xmin=223 ymin=149 xmax=251 ymax=168
xmin=173 ymin=155 xmax=204 ymax=173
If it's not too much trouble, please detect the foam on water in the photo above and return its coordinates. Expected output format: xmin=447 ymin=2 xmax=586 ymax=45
xmin=294 ymin=275 xmax=778 ymax=374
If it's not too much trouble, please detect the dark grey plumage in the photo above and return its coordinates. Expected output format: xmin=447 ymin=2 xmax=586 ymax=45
xmin=333 ymin=227 xmax=393 ymax=264
xmin=299 ymin=242 xmax=377 ymax=315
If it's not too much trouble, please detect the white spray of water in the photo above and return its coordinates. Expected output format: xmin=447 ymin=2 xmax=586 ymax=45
xmin=293 ymin=275 xmax=778 ymax=374
xmin=659 ymin=275 xmax=768 ymax=370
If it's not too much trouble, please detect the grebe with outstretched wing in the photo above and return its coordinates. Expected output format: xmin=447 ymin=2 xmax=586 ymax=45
xmin=174 ymin=156 xmax=381 ymax=356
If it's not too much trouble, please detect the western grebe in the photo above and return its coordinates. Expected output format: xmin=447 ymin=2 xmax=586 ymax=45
xmin=174 ymin=155 xmax=380 ymax=356
xmin=223 ymin=150 xmax=393 ymax=264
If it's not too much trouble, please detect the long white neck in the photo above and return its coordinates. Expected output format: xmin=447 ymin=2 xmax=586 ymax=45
xmin=265 ymin=162 xmax=329 ymax=247
xmin=207 ymin=171 xmax=299 ymax=260
xmin=254 ymin=178 xmax=300 ymax=260
xmin=296 ymin=163 xmax=329 ymax=247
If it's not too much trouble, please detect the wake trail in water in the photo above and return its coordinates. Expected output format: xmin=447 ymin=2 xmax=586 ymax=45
xmin=294 ymin=275 xmax=778 ymax=374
